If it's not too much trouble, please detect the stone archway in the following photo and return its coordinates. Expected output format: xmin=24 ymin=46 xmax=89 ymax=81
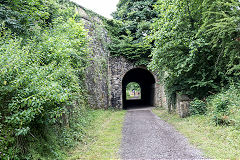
xmin=77 ymin=6 xmax=168 ymax=110
xmin=122 ymin=68 xmax=156 ymax=109
xmin=109 ymin=56 xmax=165 ymax=109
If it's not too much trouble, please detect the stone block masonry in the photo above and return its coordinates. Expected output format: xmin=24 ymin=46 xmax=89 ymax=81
xmin=76 ymin=5 xmax=110 ymax=109
xmin=75 ymin=4 xmax=166 ymax=109
xmin=109 ymin=56 xmax=164 ymax=109
xmin=74 ymin=2 xmax=189 ymax=115
xmin=176 ymin=94 xmax=190 ymax=118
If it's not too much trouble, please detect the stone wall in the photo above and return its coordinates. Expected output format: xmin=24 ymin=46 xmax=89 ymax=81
xmin=109 ymin=56 xmax=164 ymax=109
xmin=74 ymin=4 xmax=169 ymax=110
xmin=109 ymin=56 xmax=135 ymax=108
xmin=176 ymin=94 xmax=190 ymax=118
xmin=159 ymin=85 xmax=168 ymax=109
xmin=76 ymin=5 xmax=110 ymax=109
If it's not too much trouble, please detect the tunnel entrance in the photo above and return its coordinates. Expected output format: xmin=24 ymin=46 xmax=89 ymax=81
xmin=122 ymin=68 xmax=156 ymax=109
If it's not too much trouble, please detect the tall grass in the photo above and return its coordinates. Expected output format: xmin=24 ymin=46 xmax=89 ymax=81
xmin=207 ymin=83 xmax=240 ymax=127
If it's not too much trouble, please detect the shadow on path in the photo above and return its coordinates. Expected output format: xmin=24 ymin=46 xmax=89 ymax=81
xmin=126 ymin=105 xmax=154 ymax=111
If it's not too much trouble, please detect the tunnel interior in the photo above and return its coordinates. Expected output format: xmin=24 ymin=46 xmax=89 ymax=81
xmin=122 ymin=68 xmax=155 ymax=109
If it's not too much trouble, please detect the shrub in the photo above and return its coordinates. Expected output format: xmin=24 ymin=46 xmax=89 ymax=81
xmin=209 ymin=83 xmax=240 ymax=126
xmin=0 ymin=17 xmax=88 ymax=159
xmin=189 ymin=99 xmax=207 ymax=115
xmin=212 ymin=98 xmax=230 ymax=125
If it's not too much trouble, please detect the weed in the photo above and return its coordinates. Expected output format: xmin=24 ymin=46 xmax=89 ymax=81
xmin=68 ymin=110 xmax=126 ymax=160
xmin=153 ymin=107 xmax=240 ymax=159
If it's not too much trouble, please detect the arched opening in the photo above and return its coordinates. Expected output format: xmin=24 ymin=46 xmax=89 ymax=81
xmin=126 ymin=82 xmax=141 ymax=100
xmin=122 ymin=68 xmax=155 ymax=109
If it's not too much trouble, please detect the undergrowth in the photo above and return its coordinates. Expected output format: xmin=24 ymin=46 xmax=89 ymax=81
xmin=207 ymin=83 xmax=240 ymax=127
xmin=67 ymin=110 xmax=126 ymax=160
xmin=0 ymin=0 xmax=92 ymax=159
xmin=0 ymin=107 xmax=108 ymax=160
xmin=153 ymin=83 xmax=240 ymax=159
xmin=153 ymin=107 xmax=240 ymax=159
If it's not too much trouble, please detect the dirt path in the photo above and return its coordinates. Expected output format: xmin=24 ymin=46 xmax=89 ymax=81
xmin=120 ymin=108 xmax=205 ymax=159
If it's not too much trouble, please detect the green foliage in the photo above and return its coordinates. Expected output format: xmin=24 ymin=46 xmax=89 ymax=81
xmin=189 ymin=99 xmax=207 ymax=115
xmin=67 ymin=110 xmax=126 ymax=159
xmin=208 ymin=83 xmax=240 ymax=127
xmin=126 ymin=82 xmax=141 ymax=99
xmin=153 ymin=108 xmax=240 ymax=159
xmin=106 ymin=24 xmax=151 ymax=65
xmin=0 ymin=17 xmax=87 ymax=131
xmin=126 ymin=82 xmax=141 ymax=92
xmin=105 ymin=0 xmax=157 ymax=65
xmin=26 ymin=108 xmax=101 ymax=160
xmin=149 ymin=0 xmax=240 ymax=101
xmin=0 ymin=0 xmax=76 ymax=36
xmin=200 ymin=0 xmax=240 ymax=76
xmin=0 ymin=0 xmax=90 ymax=159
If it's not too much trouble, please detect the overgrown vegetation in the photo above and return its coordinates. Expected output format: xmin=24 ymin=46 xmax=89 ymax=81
xmin=20 ymin=108 xmax=103 ymax=159
xmin=189 ymin=99 xmax=207 ymax=115
xmin=148 ymin=0 xmax=240 ymax=101
xmin=68 ymin=110 xmax=126 ymax=160
xmin=148 ymin=0 xmax=240 ymax=130
xmin=153 ymin=107 xmax=240 ymax=159
xmin=1 ymin=0 xmax=240 ymax=158
xmin=188 ymin=83 xmax=240 ymax=128
xmin=105 ymin=0 xmax=158 ymax=65
xmin=0 ymin=0 xmax=93 ymax=159
xmin=208 ymin=83 xmax=240 ymax=127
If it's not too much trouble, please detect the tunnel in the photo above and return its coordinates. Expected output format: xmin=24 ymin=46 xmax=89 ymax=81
xmin=122 ymin=68 xmax=156 ymax=109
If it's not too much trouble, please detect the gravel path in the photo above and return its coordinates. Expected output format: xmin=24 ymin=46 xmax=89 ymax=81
xmin=120 ymin=108 xmax=205 ymax=159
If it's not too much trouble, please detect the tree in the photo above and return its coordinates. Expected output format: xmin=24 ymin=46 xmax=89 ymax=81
xmin=200 ymin=0 xmax=240 ymax=77
xmin=149 ymin=0 xmax=240 ymax=101
xmin=0 ymin=0 xmax=88 ymax=158
xmin=106 ymin=0 xmax=157 ymax=65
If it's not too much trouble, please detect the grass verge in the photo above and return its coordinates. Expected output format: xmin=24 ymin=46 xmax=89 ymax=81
xmin=153 ymin=107 xmax=240 ymax=159
xmin=67 ymin=109 xmax=126 ymax=160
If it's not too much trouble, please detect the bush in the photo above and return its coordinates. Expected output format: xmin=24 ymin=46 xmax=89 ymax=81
xmin=209 ymin=83 xmax=240 ymax=126
xmin=189 ymin=99 xmax=207 ymax=115
xmin=212 ymin=98 xmax=230 ymax=126
xmin=0 ymin=16 xmax=88 ymax=160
